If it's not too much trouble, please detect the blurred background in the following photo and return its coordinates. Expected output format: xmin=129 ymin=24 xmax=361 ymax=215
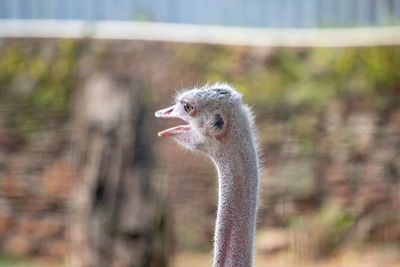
xmin=0 ymin=0 xmax=400 ymax=266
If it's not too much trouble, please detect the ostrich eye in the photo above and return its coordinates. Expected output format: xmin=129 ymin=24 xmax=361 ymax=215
xmin=183 ymin=103 xmax=194 ymax=113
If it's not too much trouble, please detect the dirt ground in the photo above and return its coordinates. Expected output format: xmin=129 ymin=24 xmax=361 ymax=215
xmin=172 ymin=245 xmax=400 ymax=267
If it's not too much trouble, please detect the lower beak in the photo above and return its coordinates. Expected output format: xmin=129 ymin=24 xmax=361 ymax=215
xmin=157 ymin=125 xmax=191 ymax=137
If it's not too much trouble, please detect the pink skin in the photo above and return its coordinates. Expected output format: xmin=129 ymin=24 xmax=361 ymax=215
xmin=212 ymin=151 xmax=258 ymax=267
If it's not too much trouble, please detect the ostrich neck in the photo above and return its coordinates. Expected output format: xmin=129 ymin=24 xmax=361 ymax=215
xmin=211 ymin=135 xmax=259 ymax=267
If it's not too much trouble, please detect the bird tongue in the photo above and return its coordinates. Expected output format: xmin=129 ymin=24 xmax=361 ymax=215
xmin=155 ymin=104 xmax=191 ymax=137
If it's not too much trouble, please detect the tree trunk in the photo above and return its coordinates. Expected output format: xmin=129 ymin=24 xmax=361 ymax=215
xmin=69 ymin=73 xmax=171 ymax=267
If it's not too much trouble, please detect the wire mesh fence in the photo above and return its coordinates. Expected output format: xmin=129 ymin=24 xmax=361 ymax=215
xmin=0 ymin=39 xmax=399 ymax=266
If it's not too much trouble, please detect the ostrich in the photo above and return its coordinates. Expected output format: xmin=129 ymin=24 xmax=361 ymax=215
xmin=155 ymin=83 xmax=259 ymax=267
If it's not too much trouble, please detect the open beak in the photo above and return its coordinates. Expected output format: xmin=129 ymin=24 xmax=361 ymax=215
xmin=155 ymin=105 xmax=191 ymax=137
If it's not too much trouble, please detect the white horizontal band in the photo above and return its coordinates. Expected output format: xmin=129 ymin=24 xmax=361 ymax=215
xmin=1 ymin=20 xmax=400 ymax=47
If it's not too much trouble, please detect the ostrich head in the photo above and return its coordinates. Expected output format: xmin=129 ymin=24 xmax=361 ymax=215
xmin=155 ymin=83 xmax=249 ymax=155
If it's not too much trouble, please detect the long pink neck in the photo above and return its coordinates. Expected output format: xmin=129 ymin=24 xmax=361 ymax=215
xmin=211 ymin=136 xmax=259 ymax=267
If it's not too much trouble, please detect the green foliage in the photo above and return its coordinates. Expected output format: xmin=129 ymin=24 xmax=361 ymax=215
xmin=0 ymin=40 xmax=77 ymax=138
xmin=177 ymin=45 xmax=400 ymax=111
xmin=317 ymin=203 xmax=354 ymax=232
xmin=0 ymin=254 xmax=34 ymax=267
xmin=2 ymin=39 xmax=399 ymax=144
xmin=288 ymin=203 xmax=354 ymax=259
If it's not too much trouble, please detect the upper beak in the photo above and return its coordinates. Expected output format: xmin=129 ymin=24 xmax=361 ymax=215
xmin=155 ymin=105 xmax=177 ymax=119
